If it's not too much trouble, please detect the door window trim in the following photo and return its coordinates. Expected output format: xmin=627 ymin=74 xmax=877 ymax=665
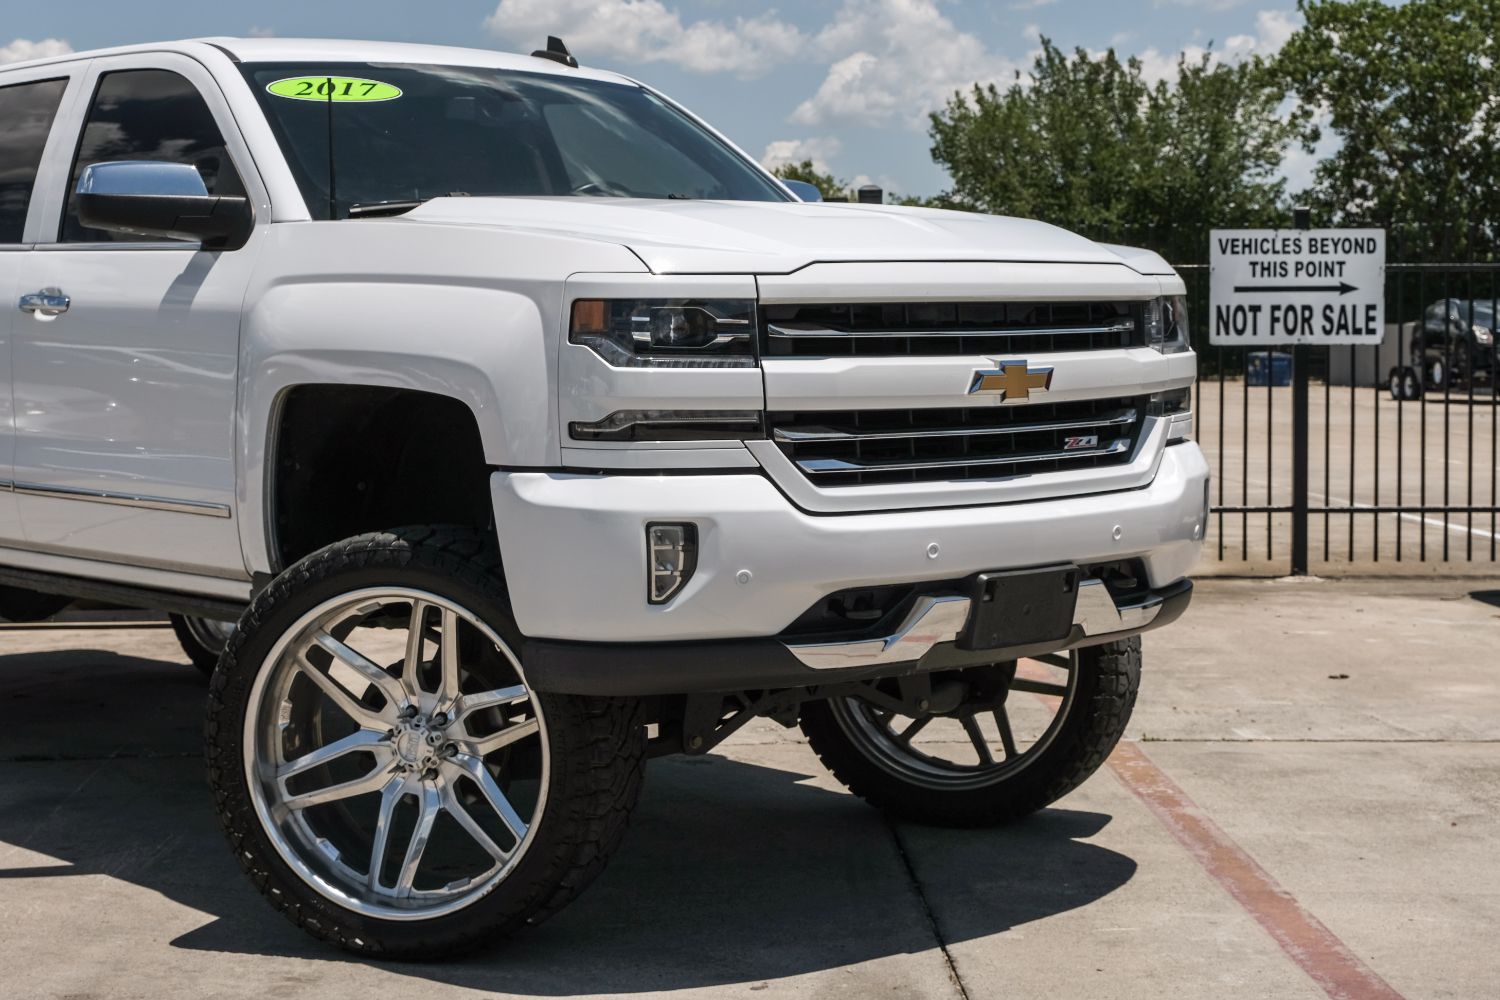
xmin=0 ymin=60 xmax=88 ymax=246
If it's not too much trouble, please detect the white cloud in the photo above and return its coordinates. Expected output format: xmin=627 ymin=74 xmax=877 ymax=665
xmin=1131 ymin=8 xmax=1299 ymax=84
xmin=791 ymin=0 xmax=1025 ymax=129
xmin=1225 ymin=9 xmax=1297 ymax=56
xmin=247 ymin=26 xmax=277 ymax=38
xmin=1009 ymin=0 xmax=1057 ymax=9
xmin=761 ymin=136 xmax=843 ymax=173
xmin=0 ymin=38 xmax=72 ymax=65
xmin=484 ymin=0 xmax=804 ymax=78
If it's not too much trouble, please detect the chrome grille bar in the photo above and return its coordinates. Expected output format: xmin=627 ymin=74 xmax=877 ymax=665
xmin=768 ymin=395 xmax=1149 ymax=487
xmin=773 ymin=407 xmax=1138 ymax=444
xmin=766 ymin=319 xmax=1135 ymax=340
xmin=797 ymin=438 xmax=1133 ymax=475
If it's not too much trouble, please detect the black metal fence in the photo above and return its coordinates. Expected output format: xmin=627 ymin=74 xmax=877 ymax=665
xmin=1178 ymin=262 xmax=1500 ymax=573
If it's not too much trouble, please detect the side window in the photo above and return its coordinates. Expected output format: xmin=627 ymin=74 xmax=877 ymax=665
xmin=0 ymin=77 xmax=68 ymax=243
xmin=61 ymin=68 xmax=246 ymax=243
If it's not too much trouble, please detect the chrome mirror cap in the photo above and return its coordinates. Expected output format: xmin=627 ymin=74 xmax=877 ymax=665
xmin=76 ymin=160 xmax=209 ymax=198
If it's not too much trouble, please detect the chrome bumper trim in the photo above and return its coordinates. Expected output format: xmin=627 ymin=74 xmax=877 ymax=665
xmin=785 ymin=577 xmax=1166 ymax=670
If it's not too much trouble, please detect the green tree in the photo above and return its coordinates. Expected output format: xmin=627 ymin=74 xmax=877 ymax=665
xmin=927 ymin=41 xmax=1296 ymax=264
xmin=772 ymin=159 xmax=849 ymax=201
xmin=1278 ymin=0 xmax=1500 ymax=260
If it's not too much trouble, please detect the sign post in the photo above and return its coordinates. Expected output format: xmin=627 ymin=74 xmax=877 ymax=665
xmin=1209 ymin=222 xmax=1386 ymax=574
xmin=1290 ymin=210 xmax=1312 ymax=577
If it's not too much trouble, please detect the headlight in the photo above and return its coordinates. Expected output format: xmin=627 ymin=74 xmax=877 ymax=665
xmin=1147 ymin=295 xmax=1191 ymax=354
xmin=570 ymin=298 xmax=757 ymax=367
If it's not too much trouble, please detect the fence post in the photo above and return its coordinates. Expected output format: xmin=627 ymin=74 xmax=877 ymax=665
xmin=1290 ymin=207 xmax=1312 ymax=575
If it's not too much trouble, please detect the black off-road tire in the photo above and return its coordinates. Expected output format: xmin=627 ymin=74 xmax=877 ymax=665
xmin=800 ymin=638 xmax=1141 ymax=827
xmin=169 ymin=614 xmax=232 ymax=676
xmin=203 ymin=526 xmax=646 ymax=959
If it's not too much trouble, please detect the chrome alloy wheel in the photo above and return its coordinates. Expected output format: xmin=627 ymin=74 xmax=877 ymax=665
xmin=827 ymin=655 xmax=1081 ymax=791
xmin=243 ymin=587 xmax=548 ymax=921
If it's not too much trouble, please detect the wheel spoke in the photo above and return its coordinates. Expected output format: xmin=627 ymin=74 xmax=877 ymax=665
xmin=993 ymin=707 xmax=1019 ymax=759
xmin=312 ymin=630 xmax=410 ymax=714
xmin=282 ymin=756 xmax=393 ymax=811
xmin=449 ymin=753 xmax=528 ymax=841
xmin=1009 ymin=677 xmax=1069 ymax=698
xmin=368 ymin=778 xmax=406 ymax=891
xmin=296 ymin=655 xmax=390 ymax=728
xmin=277 ymin=729 xmax=387 ymax=782
xmin=439 ymin=609 xmax=462 ymax=705
xmin=402 ymin=600 xmax=431 ymax=701
xmin=396 ymin=784 xmax=441 ymax=896
xmin=895 ymin=715 xmax=930 ymax=745
xmin=470 ymin=716 xmax=540 ymax=756
xmin=453 ymin=685 xmax=529 ymax=724
xmin=440 ymin=782 xmax=508 ymax=862
xmin=960 ymin=713 xmax=995 ymax=766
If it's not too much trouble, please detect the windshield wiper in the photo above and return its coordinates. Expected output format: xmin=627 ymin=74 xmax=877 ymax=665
xmin=347 ymin=199 xmax=426 ymax=218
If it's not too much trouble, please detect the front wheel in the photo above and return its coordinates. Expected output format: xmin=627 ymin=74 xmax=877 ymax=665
xmin=1428 ymin=357 xmax=1448 ymax=391
xmin=800 ymin=638 xmax=1140 ymax=827
xmin=204 ymin=527 xmax=645 ymax=958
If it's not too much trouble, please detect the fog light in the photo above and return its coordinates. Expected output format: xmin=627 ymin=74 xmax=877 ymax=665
xmin=647 ymin=523 xmax=697 ymax=604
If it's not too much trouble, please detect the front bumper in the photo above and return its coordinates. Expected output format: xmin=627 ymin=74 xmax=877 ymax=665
xmin=494 ymin=442 xmax=1204 ymax=694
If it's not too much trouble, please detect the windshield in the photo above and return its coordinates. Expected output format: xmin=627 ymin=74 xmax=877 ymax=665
xmin=241 ymin=62 xmax=788 ymax=218
xmin=1463 ymin=302 xmax=1496 ymax=326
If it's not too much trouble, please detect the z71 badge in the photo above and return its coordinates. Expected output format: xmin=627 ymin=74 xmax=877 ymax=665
xmin=1063 ymin=435 xmax=1100 ymax=451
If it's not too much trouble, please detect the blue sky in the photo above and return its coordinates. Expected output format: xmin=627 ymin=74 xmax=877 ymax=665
xmin=1 ymin=0 xmax=1312 ymax=198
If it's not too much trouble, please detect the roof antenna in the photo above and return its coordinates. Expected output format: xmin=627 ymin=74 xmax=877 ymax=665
xmin=531 ymin=36 xmax=579 ymax=68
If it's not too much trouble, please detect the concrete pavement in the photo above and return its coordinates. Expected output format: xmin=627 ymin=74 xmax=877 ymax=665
xmin=0 ymin=578 xmax=1496 ymax=999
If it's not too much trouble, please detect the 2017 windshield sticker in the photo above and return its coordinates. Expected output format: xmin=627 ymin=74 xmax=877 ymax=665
xmin=266 ymin=76 xmax=402 ymax=103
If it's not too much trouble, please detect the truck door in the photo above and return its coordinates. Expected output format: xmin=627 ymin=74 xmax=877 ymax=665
xmin=12 ymin=53 xmax=266 ymax=578
xmin=0 ymin=69 xmax=73 ymax=549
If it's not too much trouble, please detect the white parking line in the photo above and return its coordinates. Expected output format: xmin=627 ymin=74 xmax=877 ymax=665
xmin=1394 ymin=510 xmax=1499 ymax=541
xmin=1226 ymin=477 xmax=1499 ymax=542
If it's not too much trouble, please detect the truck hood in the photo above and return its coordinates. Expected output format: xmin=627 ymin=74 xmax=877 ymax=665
xmin=405 ymin=197 xmax=1171 ymax=276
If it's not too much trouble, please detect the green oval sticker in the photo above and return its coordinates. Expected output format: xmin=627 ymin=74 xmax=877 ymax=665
xmin=266 ymin=76 xmax=402 ymax=103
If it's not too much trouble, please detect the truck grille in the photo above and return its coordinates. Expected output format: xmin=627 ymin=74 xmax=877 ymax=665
xmin=761 ymin=301 xmax=1140 ymax=358
xmin=768 ymin=396 xmax=1148 ymax=487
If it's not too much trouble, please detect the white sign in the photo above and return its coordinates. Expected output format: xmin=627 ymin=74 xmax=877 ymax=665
xmin=1209 ymin=228 xmax=1386 ymax=345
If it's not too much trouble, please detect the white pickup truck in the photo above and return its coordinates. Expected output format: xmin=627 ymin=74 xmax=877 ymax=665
xmin=0 ymin=36 xmax=1205 ymax=956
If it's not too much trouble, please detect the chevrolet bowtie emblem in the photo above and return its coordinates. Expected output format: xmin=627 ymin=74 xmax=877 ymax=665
xmin=968 ymin=360 xmax=1054 ymax=400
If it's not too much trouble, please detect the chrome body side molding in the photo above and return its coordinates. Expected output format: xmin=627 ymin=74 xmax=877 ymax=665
xmin=3 ymin=480 xmax=232 ymax=518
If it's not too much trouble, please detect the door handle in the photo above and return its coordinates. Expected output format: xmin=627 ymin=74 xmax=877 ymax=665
xmin=19 ymin=288 xmax=70 ymax=319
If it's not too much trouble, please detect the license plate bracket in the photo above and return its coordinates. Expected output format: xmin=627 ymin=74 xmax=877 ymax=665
xmin=956 ymin=565 xmax=1080 ymax=652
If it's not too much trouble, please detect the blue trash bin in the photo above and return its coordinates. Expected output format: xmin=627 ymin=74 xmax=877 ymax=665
xmin=1246 ymin=351 xmax=1293 ymax=387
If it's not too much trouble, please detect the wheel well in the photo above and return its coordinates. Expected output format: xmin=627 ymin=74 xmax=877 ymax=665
xmin=270 ymin=385 xmax=493 ymax=570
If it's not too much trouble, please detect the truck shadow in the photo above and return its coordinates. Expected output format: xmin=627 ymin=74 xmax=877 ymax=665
xmin=0 ymin=644 xmax=1137 ymax=995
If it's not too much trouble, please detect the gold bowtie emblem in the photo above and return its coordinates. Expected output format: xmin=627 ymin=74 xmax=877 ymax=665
xmin=968 ymin=361 xmax=1054 ymax=400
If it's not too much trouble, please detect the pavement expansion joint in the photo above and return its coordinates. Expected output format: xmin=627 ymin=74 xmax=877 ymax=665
xmin=885 ymin=818 xmax=972 ymax=1000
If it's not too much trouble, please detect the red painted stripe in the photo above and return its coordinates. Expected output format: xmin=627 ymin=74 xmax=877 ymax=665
xmin=1108 ymin=741 xmax=1406 ymax=1000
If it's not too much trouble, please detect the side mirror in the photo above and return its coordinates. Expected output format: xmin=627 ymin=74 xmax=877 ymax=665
xmin=781 ymin=179 xmax=823 ymax=203
xmin=75 ymin=161 xmax=252 ymax=250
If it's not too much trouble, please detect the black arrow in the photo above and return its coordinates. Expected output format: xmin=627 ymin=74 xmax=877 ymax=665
xmin=1233 ymin=282 xmax=1358 ymax=295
